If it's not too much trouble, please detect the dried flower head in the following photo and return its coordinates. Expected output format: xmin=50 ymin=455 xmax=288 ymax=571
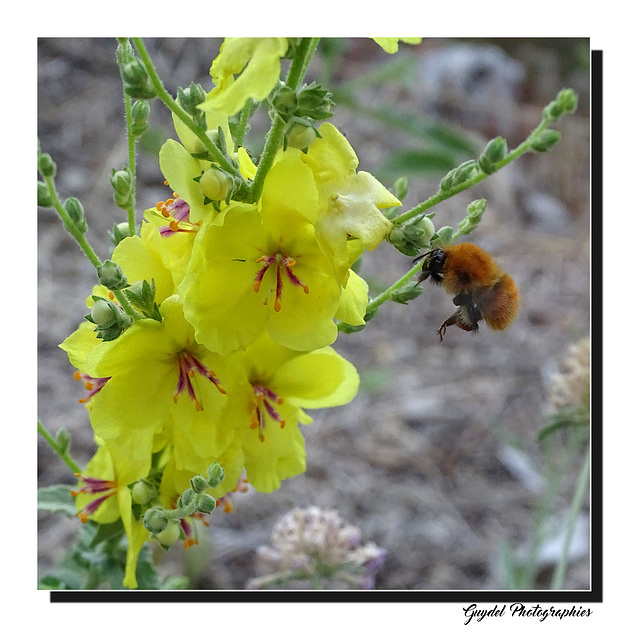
xmin=247 ymin=506 xmax=387 ymax=590
xmin=549 ymin=337 xmax=590 ymax=413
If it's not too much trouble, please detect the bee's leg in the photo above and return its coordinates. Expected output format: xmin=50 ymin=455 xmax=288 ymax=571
xmin=437 ymin=314 xmax=458 ymax=341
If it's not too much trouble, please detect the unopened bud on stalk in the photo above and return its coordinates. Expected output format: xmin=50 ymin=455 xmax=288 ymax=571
xmin=97 ymin=259 xmax=129 ymax=291
xmin=530 ymin=129 xmax=562 ymax=153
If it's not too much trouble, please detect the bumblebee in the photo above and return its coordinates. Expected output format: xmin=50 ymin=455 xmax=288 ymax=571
xmin=416 ymin=242 xmax=519 ymax=341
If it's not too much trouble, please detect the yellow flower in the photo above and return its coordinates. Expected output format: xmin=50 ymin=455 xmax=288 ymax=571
xmin=372 ymin=38 xmax=422 ymax=54
xmin=200 ymin=38 xmax=289 ymax=116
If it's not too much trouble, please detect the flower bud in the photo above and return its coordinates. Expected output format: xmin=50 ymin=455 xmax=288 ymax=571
xmin=55 ymin=428 xmax=71 ymax=454
xmin=440 ymin=159 xmax=478 ymax=193
xmin=38 ymin=181 xmax=53 ymax=207
xmin=124 ymin=279 xmax=161 ymax=321
xmin=271 ymin=83 xmax=298 ymax=119
xmin=121 ymin=58 xmax=157 ymax=99
xmin=64 ymin=197 xmax=87 ymax=233
xmin=190 ymin=475 xmax=209 ymax=494
xmin=543 ymin=88 xmax=578 ymax=123
xmin=38 ymin=152 xmax=56 ymax=178
xmin=177 ymin=81 xmax=207 ymax=116
xmin=97 ymin=259 xmax=129 ymax=291
xmin=195 ymin=494 xmax=217 ymax=514
xmin=456 ymin=198 xmax=486 ymax=236
xmin=90 ymin=298 xmax=116 ymax=325
xmin=179 ymin=487 xmax=197 ymax=510
xmin=478 ymin=137 xmax=507 ymax=174
xmin=387 ymin=214 xmax=435 ymax=256
xmin=153 ymin=520 xmax=182 ymax=547
xmin=296 ymin=82 xmax=335 ymax=120
xmin=108 ymin=222 xmax=131 ymax=247
xmin=111 ymin=168 xmax=133 ymax=195
xmin=131 ymin=479 xmax=158 ymax=506
xmin=207 ymin=462 xmax=225 ymax=488
xmin=393 ymin=176 xmax=409 ymax=202
xmin=199 ymin=166 xmax=232 ymax=202
xmin=390 ymin=282 xmax=423 ymax=304
xmin=431 ymin=225 xmax=454 ymax=248
xmin=143 ymin=507 xmax=170 ymax=534
xmin=131 ymin=100 xmax=151 ymax=137
xmin=530 ymin=129 xmax=562 ymax=153
xmin=284 ymin=118 xmax=318 ymax=151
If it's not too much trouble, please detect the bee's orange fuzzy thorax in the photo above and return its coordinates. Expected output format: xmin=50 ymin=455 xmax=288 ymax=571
xmin=440 ymin=243 xmax=501 ymax=294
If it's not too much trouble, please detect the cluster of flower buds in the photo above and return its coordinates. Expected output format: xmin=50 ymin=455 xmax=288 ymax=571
xmin=142 ymin=462 xmax=225 ymax=549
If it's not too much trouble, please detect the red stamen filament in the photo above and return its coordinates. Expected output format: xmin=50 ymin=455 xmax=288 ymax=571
xmin=253 ymin=251 xmax=309 ymax=311
xmin=173 ymin=351 xmax=226 ymax=411
xmin=250 ymin=383 xmax=286 ymax=441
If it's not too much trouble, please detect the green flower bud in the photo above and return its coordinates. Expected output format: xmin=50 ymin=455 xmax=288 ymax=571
xmin=97 ymin=259 xmax=129 ymax=290
xmin=431 ymin=225 xmax=454 ymax=247
xmin=87 ymin=297 xmax=133 ymax=340
xmin=530 ymin=129 xmax=562 ymax=153
xmin=38 ymin=152 xmax=57 ymax=178
xmin=440 ymin=159 xmax=479 ymax=193
xmin=177 ymin=81 xmax=207 ymax=116
xmin=456 ymin=198 xmax=486 ymax=236
xmin=195 ymin=494 xmax=217 ymax=514
xmin=153 ymin=520 xmax=182 ymax=547
xmin=63 ymin=197 xmax=87 ymax=233
xmin=296 ymin=82 xmax=335 ymax=120
xmin=38 ymin=181 xmax=53 ymax=207
xmin=109 ymin=221 xmax=132 ymax=247
xmin=131 ymin=479 xmax=158 ymax=506
xmin=543 ymin=88 xmax=578 ymax=123
xmin=121 ymin=58 xmax=157 ymax=100
xmin=393 ymin=176 xmax=409 ymax=202
xmin=390 ymin=282 xmax=423 ymax=304
xmin=179 ymin=487 xmax=197 ymax=510
xmin=190 ymin=475 xmax=209 ymax=494
xmin=130 ymin=100 xmax=151 ymax=137
xmin=90 ymin=298 xmax=116 ymax=325
xmin=199 ymin=166 xmax=232 ymax=202
xmin=388 ymin=214 xmax=436 ymax=256
xmin=272 ymin=83 xmax=298 ymax=119
xmin=54 ymin=428 xmax=71 ymax=454
xmin=478 ymin=137 xmax=507 ymax=174
xmin=110 ymin=168 xmax=133 ymax=195
xmin=207 ymin=462 xmax=225 ymax=488
xmin=284 ymin=118 xmax=318 ymax=151
xmin=143 ymin=507 xmax=170 ymax=535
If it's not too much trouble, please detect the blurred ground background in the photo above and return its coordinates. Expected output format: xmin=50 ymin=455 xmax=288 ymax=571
xmin=37 ymin=37 xmax=591 ymax=591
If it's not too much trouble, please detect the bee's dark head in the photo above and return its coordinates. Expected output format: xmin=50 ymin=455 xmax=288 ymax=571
xmin=416 ymin=248 xmax=446 ymax=284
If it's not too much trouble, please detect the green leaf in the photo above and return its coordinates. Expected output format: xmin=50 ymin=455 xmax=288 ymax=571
xmin=38 ymin=484 xmax=77 ymax=517
xmin=89 ymin=520 xmax=125 ymax=547
xmin=380 ymin=149 xmax=458 ymax=177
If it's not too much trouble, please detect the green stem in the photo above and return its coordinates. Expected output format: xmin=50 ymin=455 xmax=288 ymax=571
xmin=43 ymin=174 xmax=102 ymax=270
xmin=234 ymin=99 xmax=253 ymax=148
xmin=37 ymin=420 xmax=81 ymax=475
xmin=131 ymin=38 xmax=243 ymax=183
xmin=249 ymin=37 xmax=320 ymax=202
xmin=42 ymin=171 xmax=141 ymax=319
xmin=550 ymin=445 xmax=591 ymax=589
xmin=391 ymin=119 xmax=550 ymax=227
xmin=123 ymin=92 xmax=137 ymax=236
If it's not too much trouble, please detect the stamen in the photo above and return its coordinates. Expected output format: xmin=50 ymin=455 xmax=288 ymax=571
xmin=72 ymin=474 xmax=118 ymax=523
xmin=156 ymin=195 xmax=199 ymax=237
xmin=174 ymin=351 xmax=226 ymax=410
xmin=252 ymin=251 xmax=309 ymax=311
xmin=250 ymin=383 xmax=286 ymax=440
xmin=73 ymin=372 xmax=110 ymax=404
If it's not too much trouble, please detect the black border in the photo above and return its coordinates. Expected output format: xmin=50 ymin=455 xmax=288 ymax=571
xmin=50 ymin=48 xmax=603 ymax=606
